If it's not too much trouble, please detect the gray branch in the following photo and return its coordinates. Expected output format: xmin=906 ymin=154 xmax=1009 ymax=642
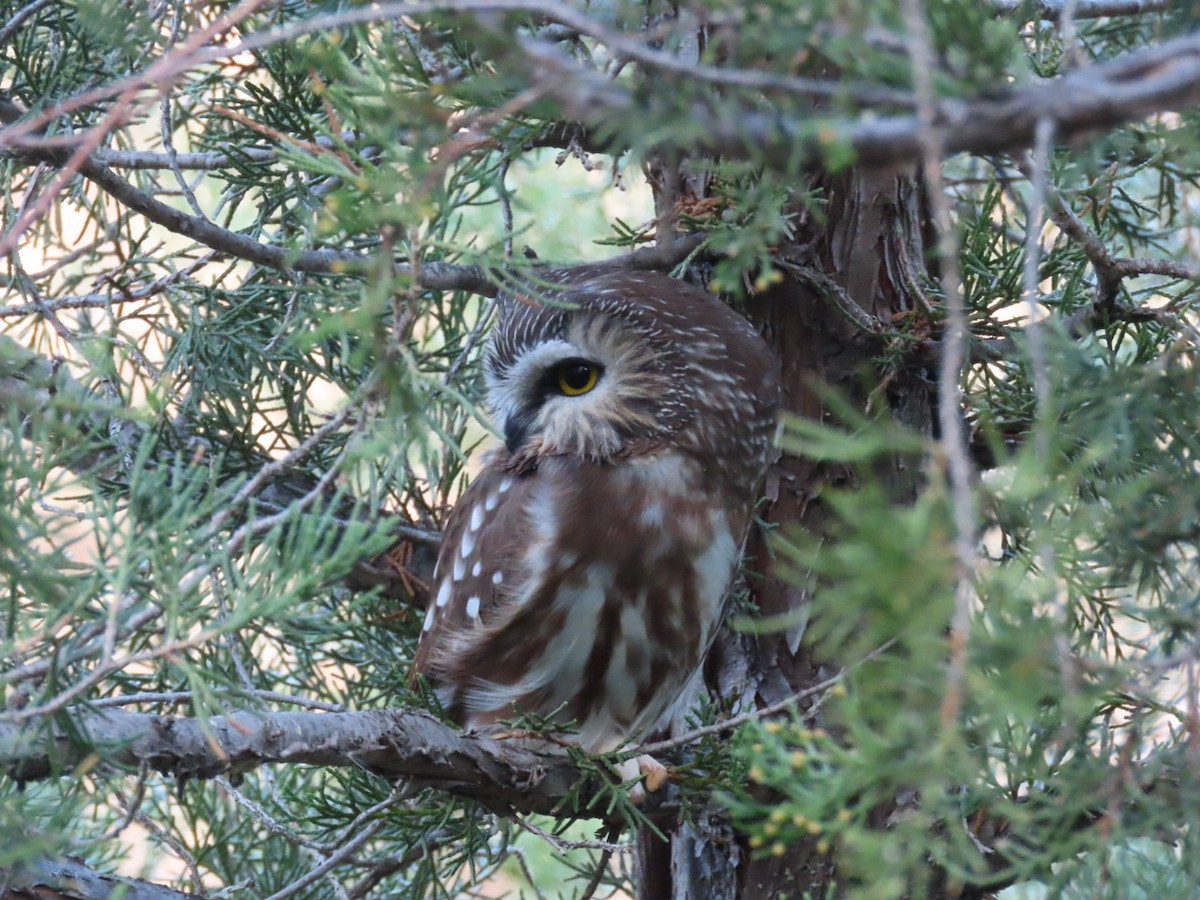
xmin=993 ymin=0 xmax=1170 ymax=19
xmin=0 ymin=707 xmax=656 ymax=823
xmin=2 ymin=855 xmax=201 ymax=900
xmin=527 ymin=31 xmax=1200 ymax=170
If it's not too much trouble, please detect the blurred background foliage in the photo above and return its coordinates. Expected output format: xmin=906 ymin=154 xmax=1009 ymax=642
xmin=1 ymin=0 xmax=1199 ymax=898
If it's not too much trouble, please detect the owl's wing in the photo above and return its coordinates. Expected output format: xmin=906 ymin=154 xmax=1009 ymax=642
xmin=408 ymin=461 xmax=531 ymax=690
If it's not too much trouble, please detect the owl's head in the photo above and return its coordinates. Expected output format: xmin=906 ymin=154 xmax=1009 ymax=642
xmin=484 ymin=271 xmax=777 ymax=467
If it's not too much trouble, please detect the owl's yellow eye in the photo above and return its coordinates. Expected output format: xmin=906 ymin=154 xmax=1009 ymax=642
xmin=555 ymin=360 xmax=600 ymax=396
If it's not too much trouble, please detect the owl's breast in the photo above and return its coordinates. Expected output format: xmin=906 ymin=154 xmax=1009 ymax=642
xmin=513 ymin=453 xmax=740 ymax=747
xmin=416 ymin=450 xmax=745 ymax=753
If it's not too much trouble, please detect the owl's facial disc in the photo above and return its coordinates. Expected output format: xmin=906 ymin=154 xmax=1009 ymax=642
xmin=488 ymin=338 xmax=603 ymax=453
xmin=487 ymin=314 xmax=679 ymax=461
xmin=501 ymin=354 xmax=605 ymax=452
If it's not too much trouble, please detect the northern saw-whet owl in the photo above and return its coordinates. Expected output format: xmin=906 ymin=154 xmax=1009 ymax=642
xmin=412 ymin=270 xmax=779 ymax=791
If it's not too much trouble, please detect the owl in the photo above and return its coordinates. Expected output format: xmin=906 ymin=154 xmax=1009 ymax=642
xmin=411 ymin=270 xmax=779 ymax=794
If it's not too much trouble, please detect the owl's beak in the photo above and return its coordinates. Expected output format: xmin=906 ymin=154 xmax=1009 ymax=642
xmin=504 ymin=411 xmax=534 ymax=454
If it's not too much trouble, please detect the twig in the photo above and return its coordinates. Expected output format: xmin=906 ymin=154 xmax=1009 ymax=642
xmin=776 ymin=260 xmax=884 ymax=335
xmin=160 ymin=91 xmax=206 ymax=218
xmin=638 ymin=641 xmax=896 ymax=756
xmin=215 ymin=777 xmax=328 ymax=851
xmin=511 ymin=815 xmax=628 ymax=853
xmin=0 ymin=600 xmax=162 ymax=687
xmin=1057 ymin=0 xmax=1087 ymax=70
xmin=444 ymin=297 xmax=498 ymax=385
xmin=1021 ymin=120 xmax=1055 ymax=430
xmin=129 ymin=809 xmax=206 ymax=894
xmin=899 ymin=0 xmax=978 ymax=730
xmin=0 ymin=253 xmax=216 ymax=318
xmin=0 ymin=0 xmax=55 ymax=49
xmin=499 ymin=157 xmax=514 ymax=259
xmin=1017 ymin=156 xmax=1200 ymax=299
xmin=577 ymin=823 xmax=622 ymax=900
xmin=97 ymin=761 xmax=151 ymax=843
xmin=202 ymin=378 xmax=376 ymax=541
xmin=1021 ymin=122 xmax=1084 ymax=760
xmin=261 ymin=819 xmax=379 ymax=900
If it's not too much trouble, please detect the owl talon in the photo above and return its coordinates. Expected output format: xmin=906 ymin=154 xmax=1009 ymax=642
xmin=616 ymin=754 xmax=669 ymax=803
xmin=638 ymin=754 xmax=669 ymax=793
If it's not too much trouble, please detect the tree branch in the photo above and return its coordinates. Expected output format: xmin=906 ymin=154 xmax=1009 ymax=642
xmin=0 ymin=707 xmax=658 ymax=823
xmin=0 ymin=111 xmax=698 ymax=297
xmin=525 ymin=31 xmax=1200 ymax=170
xmin=1 ymin=855 xmax=201 ymax=900
xmin=2 ymin=701 xmax=1191 ymax=898
xmin=993 ymin=0 xmax=1170 ymax=19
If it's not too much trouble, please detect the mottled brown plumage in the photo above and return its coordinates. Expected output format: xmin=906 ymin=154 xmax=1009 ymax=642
xmin=412 ymin=271 xmax=778 ymax=774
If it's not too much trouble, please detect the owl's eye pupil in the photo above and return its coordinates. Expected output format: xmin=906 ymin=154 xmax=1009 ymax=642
xmin=555 ymin=360 xmax=600 ymax=396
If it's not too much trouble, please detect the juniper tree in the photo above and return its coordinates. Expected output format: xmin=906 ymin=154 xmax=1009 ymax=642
xmin=1 ymin=1 xmax=1199 ymax=898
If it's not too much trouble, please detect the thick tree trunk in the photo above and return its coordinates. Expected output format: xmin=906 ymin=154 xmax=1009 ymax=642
xmin=640 ymin=162 xmax=939 ymax=898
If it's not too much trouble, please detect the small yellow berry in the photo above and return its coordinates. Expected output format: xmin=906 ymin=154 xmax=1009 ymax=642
xmin=790 ymin=751 xmax=807 ymax=768
xmin=772 ymin=842 xmax=786 ymax=857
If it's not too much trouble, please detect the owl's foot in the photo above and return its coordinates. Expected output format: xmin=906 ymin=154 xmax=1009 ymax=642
xmin=617 ymin=754 xmax=670 ymax=803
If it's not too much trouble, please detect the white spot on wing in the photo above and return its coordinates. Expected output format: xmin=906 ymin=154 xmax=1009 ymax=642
xmin=492 ymin=571 xmax=503 ymax=585
xmin=422 ymin=604 xmax=435 ymax=631
xmin=472 ymin=560 xmax=482 ymax=577
xmin=469 ymin=504 xmax=484 ymax=532
xmin=453 ymin=557 xmax=466 ymax=581
xmin=466 ymin=595 xmax=481 ymax=621
xmin=436 ymin=579 xmax=452 ymax=607
xmin=460 ymin=530 xmax=476 ymax=559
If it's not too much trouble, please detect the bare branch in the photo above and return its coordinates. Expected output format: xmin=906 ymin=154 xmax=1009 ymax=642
xmin=525 ymin=31 xmax=1200 ymax=170
xmin=899 ymin=0 xmax=978 ymax=733
xmin=0 ymin=0 xmax=55 ymax=50
xmin=0 ymin=706 xmax=636 ymax=821
xmin=1 ymin=855 xmax=201 ymax=900
xmin=0 ymin=254 xmax=216 ymax=318
xmin=993 ymin=0 xmax=1170 ymax=19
